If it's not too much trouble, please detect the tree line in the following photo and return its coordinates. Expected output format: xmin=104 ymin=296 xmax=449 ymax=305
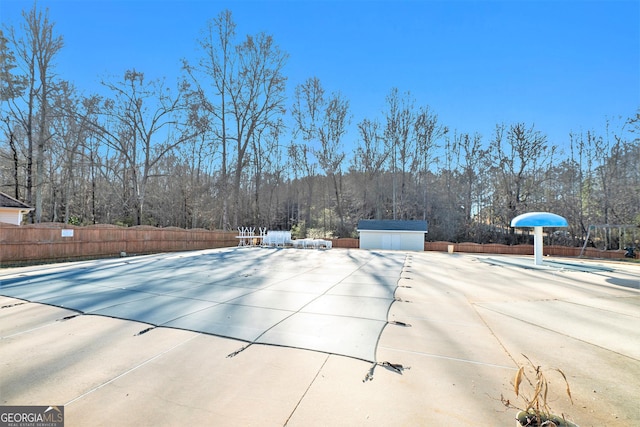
xmin=1 ymin=6 xmax=638 ymax=246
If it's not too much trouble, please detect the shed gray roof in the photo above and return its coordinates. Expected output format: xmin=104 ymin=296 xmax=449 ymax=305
xmin=357 ymin=219 xmax=428 ymax=232
xmin=0 ymin=192 xmax=33 ymax=210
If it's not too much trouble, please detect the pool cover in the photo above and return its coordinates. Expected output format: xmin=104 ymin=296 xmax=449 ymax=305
xmin=0 ymin=248 xmax=406 ymax=362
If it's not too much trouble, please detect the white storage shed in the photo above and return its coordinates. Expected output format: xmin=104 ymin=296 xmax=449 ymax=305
xmin=0 ymin=192 xmax=33 ymax=225
xmin=357 ymin=220 xmax=428 ymax=251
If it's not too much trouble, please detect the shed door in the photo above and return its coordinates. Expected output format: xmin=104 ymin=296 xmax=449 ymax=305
xmin=382 ymin=234 xmax=401 ymax=250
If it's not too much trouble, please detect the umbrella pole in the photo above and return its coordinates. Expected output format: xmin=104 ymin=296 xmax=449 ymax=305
xmin=534 ymin=226 xmax=543 ymax=265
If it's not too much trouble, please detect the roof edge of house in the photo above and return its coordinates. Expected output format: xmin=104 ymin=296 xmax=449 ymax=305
xmin=0 ymin=192 xmax=34 ymax=210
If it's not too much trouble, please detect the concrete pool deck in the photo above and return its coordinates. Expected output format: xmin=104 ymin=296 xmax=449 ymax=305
xmin=1 ymin=249 xmax=639 ymax=426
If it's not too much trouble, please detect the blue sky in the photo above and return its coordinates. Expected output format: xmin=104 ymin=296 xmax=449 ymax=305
xmin=1 ymin=0 xmax=638 ymax=152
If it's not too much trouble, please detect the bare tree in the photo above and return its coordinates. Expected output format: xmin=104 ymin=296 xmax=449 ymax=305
xmin=488 ymin=123 xmax=557 ymax=240
xmin=227 ymin=31 xmax=287 ymax=227
xmin=0 ymin=116 xmax=21 ymax=198
xmin=249 ymin=122 xmax=285 ymax=226
xmin=453 ymin=132 xmax=487 ymax=238
xmin=184 ymin=10 xmax=287 ymax=229
xmin=183 ymin=10 xmax=236 ymax=229
xmin=352 ymin=118 xmax=388 ymax=219
xmin=287 ymin=141 xmax=316 ymax=232
xmin=173 ymin=101 xmax=217 ymax=228
xmin=4 ymin=5 xmax=63 ymax=221
xmin=413 ymin=105 xmax=446 ymax=221
xmin=291 ymin=77 xmax=324 ymax=231
xmin=597 ymin=117 xmax=640 ymax=226
xmin=48 ymin=81 xmax=99 ymax=224
xmin=384 ymin=88 xmax=415 ymax=219
xmin=0 ymin=28 xmax=25 ymax=198
xmin=543 ymin=158 xmax=582 ymax=243
xmin=91 ymin=70 xmax=192 ymax=225
xmin=316 ymin=92 xmax=350 ymax=236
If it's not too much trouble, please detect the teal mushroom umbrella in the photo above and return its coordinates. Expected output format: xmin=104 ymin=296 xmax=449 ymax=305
xmin=510 ymin=212 xmax=569 ymax=265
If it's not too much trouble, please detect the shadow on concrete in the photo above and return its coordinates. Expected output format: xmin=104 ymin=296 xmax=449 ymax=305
xmin=606 ymin=277 xmax=640 ymax=290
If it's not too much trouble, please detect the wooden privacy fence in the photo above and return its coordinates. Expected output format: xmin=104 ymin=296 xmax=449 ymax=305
xmin=0 ymin=223 xmax=237 ymax=265
xmin=333 ymin=239 xmax=633 ymax=258
xmin=425 ymin=241 xmax=634 ymax=259
xmin=0 ymin=226 xmax=633 ymax=265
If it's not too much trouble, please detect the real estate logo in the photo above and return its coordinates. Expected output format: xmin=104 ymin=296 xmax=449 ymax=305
xmin=0 ymin=406 xmax=64 ymax=427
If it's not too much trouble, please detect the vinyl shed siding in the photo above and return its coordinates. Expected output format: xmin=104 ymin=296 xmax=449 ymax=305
xmin=359 ymin=230 xmax=424 ymax=251
xmin=0 ymin=209 xmax=24 ymax=225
